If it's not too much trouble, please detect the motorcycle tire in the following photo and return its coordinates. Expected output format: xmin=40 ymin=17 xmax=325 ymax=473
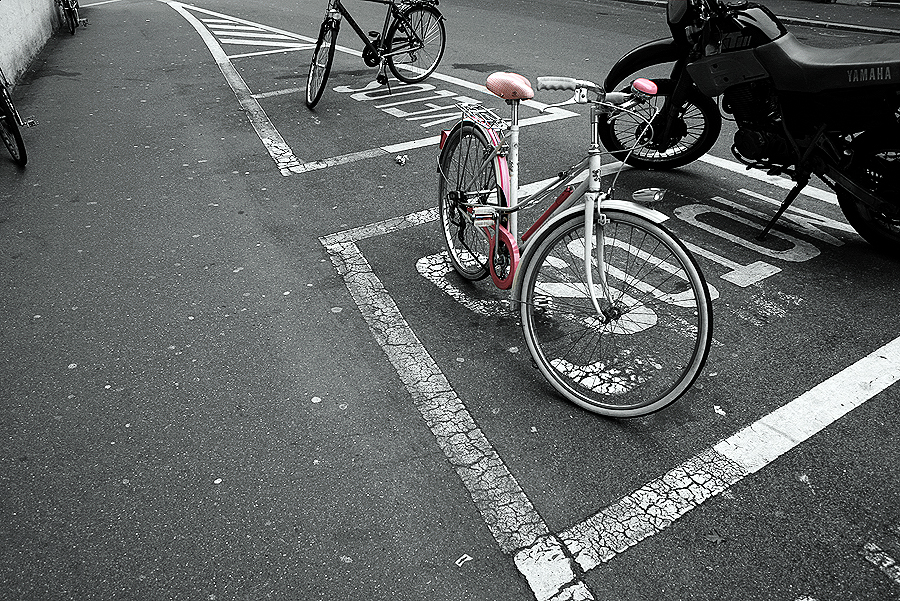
xmin=836 ymin=132 xmax=900 ymax=257
xmin=598 ymin=75 xmax=721 ymax=170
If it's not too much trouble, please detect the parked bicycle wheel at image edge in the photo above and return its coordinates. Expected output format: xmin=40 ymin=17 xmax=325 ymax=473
xmin=0 ymin=82 xmax=27 ymax=167
xmin=518 ymin=209 xmax=712 ymax=417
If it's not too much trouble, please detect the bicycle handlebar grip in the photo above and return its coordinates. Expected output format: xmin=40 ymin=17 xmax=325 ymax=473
xmin=537 ymin=77 xmax=578 ymax=91
xmin=604 ymin=92 xmax=628 ymax=105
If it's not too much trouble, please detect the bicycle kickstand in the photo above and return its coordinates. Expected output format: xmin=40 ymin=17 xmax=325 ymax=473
xmin=376 ymin=62 xmax=391 ymax=91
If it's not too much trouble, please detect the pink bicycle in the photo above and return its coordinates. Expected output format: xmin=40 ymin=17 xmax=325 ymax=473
xmin=437 ymin=72 xmax=713 ymax=417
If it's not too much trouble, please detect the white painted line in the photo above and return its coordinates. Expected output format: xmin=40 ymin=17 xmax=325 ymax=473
xmin=319 ymin=220 xmax=556 ymax=555
xmin=862 ymin=542 xmax=900 ymax=587
xmin=219 ymin=39 xmax=310 ymax=48
xmin=560 ymin=335 xmax=900 ymax=572
xmin=210 ymin=31 xmax=297 ymax=40
xmin=230 ymin=47 xmax=312 ymax=60
xmin=165 ymin=1 xmax=305 ymax=174
xmin=81 ymin=0 xmax=123 ymax=6
xmin=699 ymin=154 xmax=837 ymax=205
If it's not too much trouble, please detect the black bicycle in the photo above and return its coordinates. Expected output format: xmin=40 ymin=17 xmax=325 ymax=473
xmin=306 ymin=0 xmax=445 ymax=108
xmin=57 ymin=0 xmax=84 ymax=35
xmin=0 ymin=67 xmax=35 ymax=167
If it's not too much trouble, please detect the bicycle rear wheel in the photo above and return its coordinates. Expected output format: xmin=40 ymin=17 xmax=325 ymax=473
xmin=437 ymin=123 xmax=505 ymax=281
xmin=386 ymin=5 xmax=445 ymax=84
xmin=519 ymin=209 xmax=712 ymax=417
xmin=306 ymin=18 xmax=339 ymax=108
xmin=63 ymin=2 xmax=78 ymax=34
xmin=0 ymin=85 xmax=27 ymax=167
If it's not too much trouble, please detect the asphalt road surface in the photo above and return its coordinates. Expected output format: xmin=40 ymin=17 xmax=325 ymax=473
xmin=2 ymin=1 xmax=899 ymax=600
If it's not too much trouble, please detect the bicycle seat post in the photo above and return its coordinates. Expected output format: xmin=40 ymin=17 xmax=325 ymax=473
xmin=507 ymin=98 xmax=521 ymax=242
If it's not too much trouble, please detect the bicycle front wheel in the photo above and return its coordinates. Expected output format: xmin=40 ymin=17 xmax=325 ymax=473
xmin=386 ymin=5 xmax=445 ymax=84
xmin=437 ymin=123 xmax=505 ymax=281
xmin=519 ymin=209 xmax=712 ymax=417
xmin=0 ymin=86 xmax=27 ymax=167
xmin=306 ymin=18 xmax=339 ymax=108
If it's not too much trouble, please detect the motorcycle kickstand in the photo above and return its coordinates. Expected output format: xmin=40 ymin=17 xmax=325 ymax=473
xmin=757 ymin=173 xmax=810 ymax=240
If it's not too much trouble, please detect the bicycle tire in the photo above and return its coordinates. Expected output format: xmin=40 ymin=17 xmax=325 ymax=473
xmin=519 ymin=209 xmax=712 ymax=417
xmin=306 ymin=18 xmax=339 ymax=108
xmin=598 ymin=74 xmax=720 ymax=170
xmin=0 ymin=85 xmax=27 ymax=167
xmin=64 ymin=4 xmax=77 ymax=35
xmin=386 ymin=5 xmax=445 ymax=84
xmin=437 ymin=123 xmax=506 ymax=281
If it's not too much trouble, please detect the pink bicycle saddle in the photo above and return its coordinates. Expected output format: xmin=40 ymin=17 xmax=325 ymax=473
xmin=486 ymin=72 xmax=534 ymax=100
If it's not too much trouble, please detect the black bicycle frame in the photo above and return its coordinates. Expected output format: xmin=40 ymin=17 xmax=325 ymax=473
xmin=331 ymin=0 xmax=421 ymax=59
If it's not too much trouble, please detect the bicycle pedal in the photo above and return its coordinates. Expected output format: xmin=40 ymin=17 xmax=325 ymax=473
xmin=78 ymin=18 xmax=88 ymax=26
xmin=376 ymin=73 xmax=388 ymax=85
xmin=22 ymin=117 xmax=37 ymax=128
xmin=367 ymin=31 xmax=380 ymax=38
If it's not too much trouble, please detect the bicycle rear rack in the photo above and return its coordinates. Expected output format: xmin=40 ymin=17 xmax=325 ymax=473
xmin=457 ymin=102 xmax=508 ymax=135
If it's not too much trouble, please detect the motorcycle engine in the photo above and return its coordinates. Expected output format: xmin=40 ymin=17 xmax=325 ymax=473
xmin=723 ymin=82 xmax=793 ymax=164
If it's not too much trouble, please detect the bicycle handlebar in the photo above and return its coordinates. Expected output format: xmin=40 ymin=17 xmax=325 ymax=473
xmin=536 ymin=76 xmax=656 ymax=106
xmin=536 ymin=77 xmax=600 ymax=93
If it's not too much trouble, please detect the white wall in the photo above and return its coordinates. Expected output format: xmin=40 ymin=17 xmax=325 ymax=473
xmin=0 ymin=0 xmax=58 ymax=85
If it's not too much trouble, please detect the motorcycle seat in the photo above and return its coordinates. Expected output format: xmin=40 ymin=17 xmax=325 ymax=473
xmin=486 ymin=72 xmax=534 ymax=101
xmin=756 ymin=33 xmax=900 ymax=93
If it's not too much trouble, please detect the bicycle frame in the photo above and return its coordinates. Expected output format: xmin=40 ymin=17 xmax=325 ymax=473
xmin=328 ymin=0 xmax=426 ymax=61
xmin=440 ymin=86 xmax=668 ymax=307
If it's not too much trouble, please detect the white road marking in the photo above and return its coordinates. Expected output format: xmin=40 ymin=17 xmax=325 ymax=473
xmin=169 ymin=4 xmax=899 ymax=596
xmin=165 ymin=2 xmax=306 ymax=174
xmin=700 ymin=154 xmax=837 ymax=205
xmin=324 ymin=198 xmax=900 ymax=599
xmin=862 ymin=542 xmax=900 ymax=587
xmin=562 ymin=336 xmax=900 ymax=572
xmin=321 ymin=211 xmax=592 ymax=600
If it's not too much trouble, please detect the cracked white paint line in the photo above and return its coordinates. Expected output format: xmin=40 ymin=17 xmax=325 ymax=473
xmin=320 ymin=212 xmax=589 ymax=601
xmin=322 ymin=202 xmax=900 ymax=599
xmin=561 ymin=336 xmax=900 ymax=572
xmin=164 ymin=1 xmax=306 ymax=174
xmin=862 ymin=541 xmax=900 ymax=587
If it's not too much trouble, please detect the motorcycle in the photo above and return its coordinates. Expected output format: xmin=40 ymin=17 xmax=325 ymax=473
xmin=599 ymin=0 xmax=900 ymax=254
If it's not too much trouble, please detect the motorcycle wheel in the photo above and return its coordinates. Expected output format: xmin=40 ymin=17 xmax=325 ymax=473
xmin=836 ymin=134 xmax=900 ymax=257
xmin=598 ymin=75 xmax=721 ymax=170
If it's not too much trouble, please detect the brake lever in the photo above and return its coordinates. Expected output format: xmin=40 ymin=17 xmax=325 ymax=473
xmin=539 ymin=94 xmax=579 ymax=113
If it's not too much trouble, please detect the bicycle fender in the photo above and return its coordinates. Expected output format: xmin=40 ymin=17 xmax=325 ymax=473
xmin=510 ymin=201 xmax=670 ymax=306
xmin=438 ymin=118 xmax=511 ymax=208
xmin=605 ymin=38 xmax=681 ymax=91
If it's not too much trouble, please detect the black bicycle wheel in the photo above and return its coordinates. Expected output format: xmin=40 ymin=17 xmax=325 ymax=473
xmin=306 ymin=18 xmax=339 ymax=108
xmin=437 ymin=124 xmax=505 ymax=281
xmin=0 ymin=85 xmax=27 ymax=167
xmin=64 ymin=4 xmax=77 ymax=34
xmin=386 ymin=5 xmax=445 ymax=84
xmin=598 ymin=71 xmax=720 ymax=170
xmin=519 ymin=209 xmax=712 ymax=417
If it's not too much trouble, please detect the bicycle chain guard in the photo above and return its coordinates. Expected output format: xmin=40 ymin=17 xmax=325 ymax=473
xmin=486 ymin=225 xmax=519 ymax=290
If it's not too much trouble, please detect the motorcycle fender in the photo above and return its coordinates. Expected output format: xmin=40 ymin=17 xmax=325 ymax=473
xmin=605 ymin=38 xmax=682 ymax=91
xmin=510 ymin=200 xmax=670 ymax=306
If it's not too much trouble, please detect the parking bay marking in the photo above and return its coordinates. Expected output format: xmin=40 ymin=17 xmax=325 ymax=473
xmin=169 ymin=3 xmax=895 ymax=595
xmin=321 ymin=202 xmax=900 ymax=600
